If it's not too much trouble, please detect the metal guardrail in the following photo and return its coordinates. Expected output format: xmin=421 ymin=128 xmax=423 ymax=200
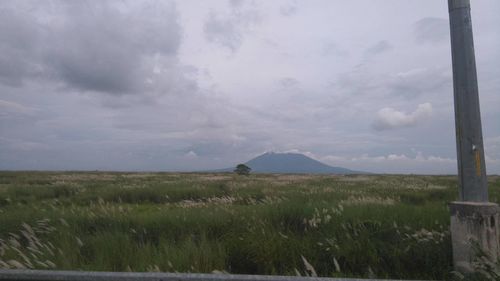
xmin=0 ymin=270 xmax=429 ymax=281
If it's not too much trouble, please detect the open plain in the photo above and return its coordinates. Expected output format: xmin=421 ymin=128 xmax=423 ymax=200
xmin=1 ymin=172 xmax=499 ymax=280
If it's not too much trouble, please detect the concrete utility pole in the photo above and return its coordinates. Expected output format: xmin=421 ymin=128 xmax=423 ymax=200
xmin=447 ymin=0 xmax=499 ymax=273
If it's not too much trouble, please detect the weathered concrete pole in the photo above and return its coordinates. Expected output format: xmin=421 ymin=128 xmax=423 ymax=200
xmin=447 ymin=0 xmax=499 ymax=273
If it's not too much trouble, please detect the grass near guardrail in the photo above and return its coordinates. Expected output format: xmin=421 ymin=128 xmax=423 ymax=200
xmin=0 ymin=269 xmax=430 ymax=281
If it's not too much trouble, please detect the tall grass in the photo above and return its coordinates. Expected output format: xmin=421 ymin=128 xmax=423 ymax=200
xmin=1 ymin=172 xmax=499 ymax=280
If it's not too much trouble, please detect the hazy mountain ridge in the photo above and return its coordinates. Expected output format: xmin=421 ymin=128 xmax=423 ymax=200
xmin=214 ymin=152 xmax=365 ymax=174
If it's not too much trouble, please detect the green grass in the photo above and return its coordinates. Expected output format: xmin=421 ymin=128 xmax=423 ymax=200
xmin=0 ymin=172 xmax=499 ymax=280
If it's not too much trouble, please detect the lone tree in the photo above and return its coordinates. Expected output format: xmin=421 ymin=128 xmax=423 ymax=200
xmin=234 ymin=164 xmax=251 ymax=176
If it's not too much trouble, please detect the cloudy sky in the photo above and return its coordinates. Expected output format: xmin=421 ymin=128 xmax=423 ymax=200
xmin=1 ymin=0 xmax=499 ymax=174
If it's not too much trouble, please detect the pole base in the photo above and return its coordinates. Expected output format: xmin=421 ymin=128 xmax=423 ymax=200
xmin=449 ymin=201 xmax=500 ymax=273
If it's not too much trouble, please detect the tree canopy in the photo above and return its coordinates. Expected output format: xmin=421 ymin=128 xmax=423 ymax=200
xmin=234 ymin=164 xmax=251 ymax=175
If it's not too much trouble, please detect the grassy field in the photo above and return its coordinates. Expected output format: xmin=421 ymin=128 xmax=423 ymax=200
xmin=0 ymin=172 xmax=499 ymax=280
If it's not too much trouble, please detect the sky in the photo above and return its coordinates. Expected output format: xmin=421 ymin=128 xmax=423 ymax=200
xmin=0 ymin=0 xmax=499 ymax=174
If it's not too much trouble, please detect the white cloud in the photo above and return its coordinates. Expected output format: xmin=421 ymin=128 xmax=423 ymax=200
xmin=372 ymin=103 xmax=433 ymax=131
xmin=184 ymin=150 xmax=198 ymax=159
xmin=322 ymin=152 xmax=456 ymax=174
xmin=280 ymin=149 xmax=317 ymax=160
xmin=0 ymin=99 xmax=37 ymax=116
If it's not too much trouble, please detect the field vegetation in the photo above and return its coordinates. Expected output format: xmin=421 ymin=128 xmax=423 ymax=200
xmin=0 ymin=172 xmax=499 ymax=280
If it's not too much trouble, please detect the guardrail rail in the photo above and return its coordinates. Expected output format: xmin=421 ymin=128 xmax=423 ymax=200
xmin=0 ymin=269 xmax=430 ymax=281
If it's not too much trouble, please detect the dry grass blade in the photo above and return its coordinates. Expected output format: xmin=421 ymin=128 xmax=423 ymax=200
xmin=301 ymin=255 xmax=317 ymax=277
xmin=75 ymin=237 xmax=84 ymax=247
xmin=22 ymin=223 xmax=34 ymax=235
xmin=333 ymin=257 xmax=341 ymax=272
xmin=7 ymin=260 xmax=26 ymax=269
xmin=294 ymin=268 xmax=302 ymax=276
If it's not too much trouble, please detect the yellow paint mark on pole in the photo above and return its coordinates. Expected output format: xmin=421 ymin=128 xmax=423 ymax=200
xmin=475 ymin=150 xmax=482 ymax=176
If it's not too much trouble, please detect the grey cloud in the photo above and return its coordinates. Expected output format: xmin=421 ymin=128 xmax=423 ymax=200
xmin=279 ymin=77 xmax=300 ymax=89
xmin=0 ymin=1 xmax=183 ymax=96
xmin=185 ymin=141 xmax=241 ymax=158
xmin=0 ymin=99 xmax=37 ymax=117
xmin=485 ymin=136 xmax=500 ymax=162
xmin=330 ymin=66 xmax=452 ymax=103
xmin=203 ymin=1 xmax=261 ymax=51
xmin=414 ymin=17 xmax=449 ymax=44
xmin=0 ymin=97 xmax=46 ymax=138
xmin=229 ymin=0 xmax=245 ymax=8
xmin=204 ymin=12 xmax=243 ymax=51
xmin=330 ymin=67 xmax=381 ymax=99
xmin=322 ymin=42 xmax=349 ymax=57
xmin=388 ymin=67 xmax=451 ymax=98
xmin=364 ymin=40 xmax=393 ymax=57
xmin=0 ymin=137 xmax=49 ymax=152
xmin=50 ymin=46 xmax=140 ymax=94
xmin=49 ymin=2 xmax=182 ymax=95
xmin=1 ymin=0 xmax=498 ymax=174
xmin=0 ymin=7 xmax=44 ymax=87
xmin=280 ymin=1 xmax=298 ymax=17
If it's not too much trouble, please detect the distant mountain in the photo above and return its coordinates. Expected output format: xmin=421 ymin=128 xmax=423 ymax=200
xmin=214 ymin=152 xmax=365 ymax=174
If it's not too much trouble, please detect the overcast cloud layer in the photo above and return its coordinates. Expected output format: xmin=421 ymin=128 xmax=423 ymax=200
xmin=1 ymin=0 xmax=499 ymax=174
